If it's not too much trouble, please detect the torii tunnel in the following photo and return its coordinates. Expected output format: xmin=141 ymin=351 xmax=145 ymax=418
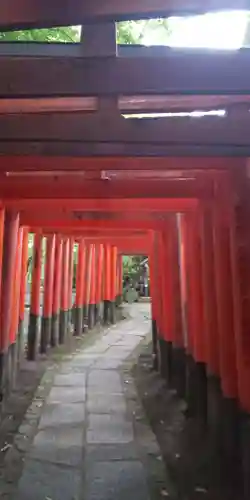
xmin=2 ymin=0 xmax=250 ymax=496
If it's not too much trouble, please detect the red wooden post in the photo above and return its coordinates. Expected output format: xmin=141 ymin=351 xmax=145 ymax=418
xmin=74 ymin=239 xmax=86 ymax=336
xmin=68 ymin=237 xmax=74 ymax=325
xmin=18 ymin=227 xmax=29 ymax=362
xmin=59 ymin=238 xmax=69 ymax=344
xmin=0 ymin=211 xmax=19 ymax=397
xmin=116 ymin=254 xmax=123 ymax=305
xmin=149 ymin=231 xmax=161 ymax=370
xmin=9 ymin=227 xmax=23 ymax=386
xmin=0 ymin=208 xmax=5 ymax=385
xmin=110 ymin=245 xmax=118 ymax=324
xmin=103 ymin=244 xmax=111 ymax=324
xmin=40 ymin=234 xmax=56 ymax=353
xmin=51 ymin=235 xmax=62 ymax=346
xmin=183 ymin=211 xmax=207 ymax=422
xmin=27 ymin=232 xmax=43 ymax=360
xmin=88 ymin=244 xmax=96 ymax=329
xmin=84 ymin=244 xmax=93 ymax=331
xmin=200 ymin=205 xmax=219 ymax=378
xmin=95 ymin=243 xmax=104 ymax=323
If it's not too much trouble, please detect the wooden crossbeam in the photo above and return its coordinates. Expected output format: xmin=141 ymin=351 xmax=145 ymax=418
xmin=1 ymin=51 xmax=250 ymax=97
xmin=0 ymin=156 xmax=235 ymax=171
xmin=0 ymin=111 xmax=250 ymax=146
xmin=4 ymin=197 xmax=198 ymax=211
xmin=0 ymin=178 xmax=211 ymax=199
xmin=0 ymin=0 xmax=243 ymax=31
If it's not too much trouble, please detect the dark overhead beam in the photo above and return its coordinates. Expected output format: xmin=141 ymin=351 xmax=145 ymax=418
xmin=0 ymin=141 xmax=249 ymax=157
xmin=0 ymin=0 xmax=243 ymax=31
xmin=0 ymin=111 xmax=250 ymax=146
xmin=0 ymin=156 xmax=238 ymax=171
xmin=0 ymin=178 xmax=211 ymax=200
xmin=1 ymin=51 xmax=250 ymax=97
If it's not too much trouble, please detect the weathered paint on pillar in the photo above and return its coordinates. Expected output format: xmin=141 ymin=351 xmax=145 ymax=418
xmin=74 ymin=239 xmax=86 ymax=336
xmin=110 ymin=245 xmax=118 ymax=324
xmin=0 ymin=208 xmax=5 ymax=377
xmin=9 ymin=227 xmax=23 ymax=387
xmin=59 ymin=238 xmax=70 ymax=344
xmin=68 ymin=238 xmax=74 ymax=325
xmin=200 ymin=206 xmax=219 ymax=376
xmin=83 ymin=244 xmax=93 ymax=331
xmin=18 ymin=227 xmax=29 ymax=362
xmin=116 ymin=254 xmax=123 ymax=305
xmin=88 ymin=244 xmax=96 ymax=329
xmin=40 ymin=235 xmax=56 ymax=354
xmin=0 ymin=211 xmax=19 ymax=399
xmin=27 ymin=233 xmax=42 ymax=360
xmin=51 ymin=236 xmax=62 ymax=346
xmin=183 ymin=212 xmax=207 ymax=423
xmin=103 ymin=244 xmax=111 ymax=324
xmin=95 ymin=244 xmax=104 ymax=323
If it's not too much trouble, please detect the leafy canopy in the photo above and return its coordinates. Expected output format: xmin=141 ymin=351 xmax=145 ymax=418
xmin=0 ymin=21 xmax=169 ymax=44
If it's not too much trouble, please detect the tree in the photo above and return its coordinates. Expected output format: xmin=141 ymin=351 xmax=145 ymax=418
xmin=0 ymin=20 xmax=169 ymax=44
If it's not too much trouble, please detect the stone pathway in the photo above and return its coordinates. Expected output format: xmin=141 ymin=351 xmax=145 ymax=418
xmin=10 ymin=304 xmax=171 ymax=500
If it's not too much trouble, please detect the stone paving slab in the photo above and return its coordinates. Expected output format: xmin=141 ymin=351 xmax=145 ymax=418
xmin=87 ymin=413 xmax=134 ymax=444
xmin=39 ymin=403 xmax=85 ymax=429
xmin=85 ymin=460 xmax=150 ymax=500
xmin=47 ymin=386 xmax=86 ymax=404
xmin=16 ymin=460 xmax=81 ymax=500
xmin=86 ymin=443 xmax=139 ymax=462
xmin=87 ymin=393 xmax=127 ymax=414
xmin=87 ymin=369 xmax=122 ymax=389
xmin=29 ymin=425 xmax=84 ymax=466
xmin=92 ymin=357 xmax=123 ymax=370
xmin=53 ymin=372 xmax=86 ymax=386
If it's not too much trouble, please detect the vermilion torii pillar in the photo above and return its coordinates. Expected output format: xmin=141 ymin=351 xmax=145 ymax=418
xmin=68 ymin=237 xmax=74 ymax=325
xmin=74 ymin=239 xmax=86 ymax=337
xmin=27 ymin=232 xmax=42 ymax=360
xmin=18 ymin=227 xmax=29 ymax=363
xmin=40 ymin=235 xmax=56 ymax=354
xmin=103 ymin=244 xmax=111 ymax=325
xmin=110 ymin=245 xmax=118 ymax=324
xmin=51 ymin=235 xmax=62 ymax=347
xmin=59 ymin=238 xmax=69 ymax=344
xmin=9 ymin=226 xmax=23 ymax=387
xmin=0 ymin=210 xmax=19 ymax=399
xmin=182 ymin=211 xmax=207 ymax=424
xmin=84 ymin=244 xmax=93 ymax=331
xmin=95 ymin=244 xmax=104 ymax=324
xmin=88 ymin=244 xmax=96 ymax=329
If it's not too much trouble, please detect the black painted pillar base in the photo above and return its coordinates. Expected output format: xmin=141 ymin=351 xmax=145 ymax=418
xmin=74 ymin=307 xmax=84 ymax=337
xmin=152 ymin=319 xmax=158 ymax=371
xmin=27 ymin=313 xmax=39 ymax=361
xmin=82 ymin=305 xmax=87 ymax=332
xmin=115 ymin=294 xmax=123 ymax=307
xmin=103 ymin=300 xmax=110 ymax=325
xmin=95 ymin=303 xmax=101 ymax=324
xmin=172 ymin=346 xmax=186 ymax=399
xmin=59 ymin=310 xmax=68 ymax=344
xmin=219 ymin=397 xmax=240 ymax=482
xmin=17 ymin=319 xmax=24 ymax=365
xmin=88 ymin=304 xmax=96 ymax=330
xmin=51 ymin=313 xmax=59 ymax=347
xmin=159 ymin=338 xmax=172 ymax=384
xmin=240 ymin=413 xmax=250 ymax=499
xmin=110 ymin=301 xmax=116 ymax=325
xmin=40 ymin=316 xmax=52 ymax=354
xmin=186 ymin=355 xmax=207 ymax=425
xmin=0 ymin=351 xmax=4 ymax=404
xmin=8 ymin=342 xmax=17 ymax=390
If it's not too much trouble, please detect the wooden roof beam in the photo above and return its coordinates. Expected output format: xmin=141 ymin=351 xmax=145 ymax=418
xmin=0 ymin=0 xmax=243 ymax=31
xmin=2 ymin=51 xmax=250 ymax=97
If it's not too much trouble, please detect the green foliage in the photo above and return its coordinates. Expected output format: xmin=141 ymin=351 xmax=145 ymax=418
xmin=0 ymin=26 xmax=81 ymax=42
xmin=123 ymin=255 xmax=147 ymax=280
xmin=0 ymin=20 xmax=169 ymax=45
